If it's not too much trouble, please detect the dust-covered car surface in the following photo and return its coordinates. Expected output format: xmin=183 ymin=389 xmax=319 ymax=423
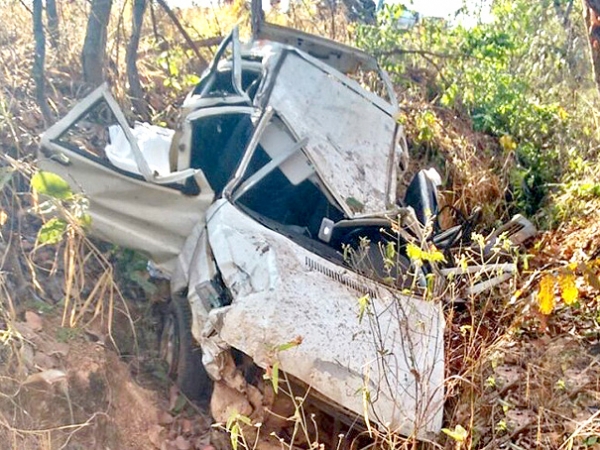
xmin=38 ymin=23 xmax=529 ymax=441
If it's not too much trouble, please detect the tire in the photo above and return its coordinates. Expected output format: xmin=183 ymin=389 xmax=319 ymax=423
xmin=159 ymin=294 xmax=212 ymax=407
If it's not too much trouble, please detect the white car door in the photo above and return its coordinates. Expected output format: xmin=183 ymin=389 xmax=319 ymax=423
xmin=39 ymin=85 xmax=214 ymax=275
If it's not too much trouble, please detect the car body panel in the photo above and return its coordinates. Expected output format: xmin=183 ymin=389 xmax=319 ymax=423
xmin=261 ymin=50 xmax=402 ymax=216
xmin=39 ymin=86 xmax=214 ymax=274
xmin=200 ymin=200 xmax=444 ymax=437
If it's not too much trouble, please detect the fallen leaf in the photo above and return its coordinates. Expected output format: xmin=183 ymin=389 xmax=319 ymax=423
xmin=41 ymin=341 xmax=70 ymax=357
xmin=20 ymin=343 xmax=35 ymax=370
xmin=158 ymin=411 xmax=174 ymax=426
xmin=537 ymin=274 xmax=556 ymax=315
xmin=148 ymin=424 xmax=164 ymax=449
xmin=24 ymin=369 xmax=66 ymax=386
xmin=25 ymin=311 xmax=43 ymax=331
xmin=181 ymin=418 xmax=193 ymax=434
xmin=558 ymin=272 xmax=578 ymax=305
xmin=494 ymin=364 xmax=523 ymax=385
xmin=33 ymin=352 xmax=56 ymax=370
xmin=173 ymin=436 xmax=191 ymax=450
xmin=506 ymin=409 xmax=536 ymax=429
xmin=13 ymin=322 xmax=37 ymax=340
xmin=563 ymin=369 xmax=592 ymax=391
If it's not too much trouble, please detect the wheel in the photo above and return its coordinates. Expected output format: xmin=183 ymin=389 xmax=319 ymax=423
xmin=159 ymin=294 xmax=212 ymax=406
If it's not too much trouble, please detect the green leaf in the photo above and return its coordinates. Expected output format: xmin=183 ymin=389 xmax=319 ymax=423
xmin=31 ymin=171 xmax=73 ymax=200
xmin=78 ymin=213 xmax=92 ymax=229
xmin=229 ymin=422 xmax=239 ymax=450
xmin=0 ymin=167 xmax=14 ymax=191
xmin=237 ymin=414 xmax=252 ymax=426
xmin=37 ymin=218 xmax=67 ymax=245
xmin=275 ymin=337 xmax=302 ymax=352
xmin=385 ymin=242 xmax=396 ymax=261
xmin=171 ymin=394 xmax=187 ymax=414
xmin=271 ymin=362 xmax=279 ymax=394
xmin=442 ymin=424 xmax=468 ymax=442
xmin=358 ymin=294 xmax=370 ymax=323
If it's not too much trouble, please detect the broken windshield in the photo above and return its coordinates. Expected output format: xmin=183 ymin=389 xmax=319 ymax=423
xmin=230 ymin=114 xmax=344 ymax=238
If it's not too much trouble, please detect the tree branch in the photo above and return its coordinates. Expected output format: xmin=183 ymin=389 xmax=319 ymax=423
xmin=154 ymin=0 xmax=208 ymax=72
xmin=372 ymin=48 xmax=455 ymax=59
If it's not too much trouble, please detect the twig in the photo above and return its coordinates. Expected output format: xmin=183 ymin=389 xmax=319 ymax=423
xmin=137 ymin=35 xmax=223 ymax=58
xmin=373 ymin=48 xmax=456 ymax=59
xmin=154 ymin=0 xmax=209 ymax=72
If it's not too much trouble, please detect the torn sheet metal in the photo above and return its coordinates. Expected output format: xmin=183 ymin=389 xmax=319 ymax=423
xmin=255 ymin=22 xmax=380 ymax=75
xmin=263 ymin=51 xmax=403 ymax=217
xmin=203 ymin=200 xmax=444 ymax=438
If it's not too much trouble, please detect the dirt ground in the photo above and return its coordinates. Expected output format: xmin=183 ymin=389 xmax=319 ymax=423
xmin=0 ymin=303 xmax=216 ymax=450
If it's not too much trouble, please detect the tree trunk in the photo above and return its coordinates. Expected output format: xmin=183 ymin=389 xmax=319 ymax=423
xmin=583 ymin=0 xmax=600 ymax=94
xmin=46 ymin=0 xmax=59 ymax=48
xmin=82 ymin=0 xmax=113 ymax=87
xmin=126 ymin=0 xmax=149 ymax=120
xmin=33 ymin=0 xmax=52 ymax=124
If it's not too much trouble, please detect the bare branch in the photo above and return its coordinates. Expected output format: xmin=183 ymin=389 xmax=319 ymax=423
xmin=154 ymin=0 xmax=209 ymax=72
xmin=372 ymin=48 xmax=455 ymax=59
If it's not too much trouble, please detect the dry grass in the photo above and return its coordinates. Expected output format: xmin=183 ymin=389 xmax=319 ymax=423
xmin=398 ymin=102 xmax=510 ymax=228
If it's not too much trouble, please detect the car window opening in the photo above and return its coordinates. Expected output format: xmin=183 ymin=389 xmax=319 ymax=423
xmin=223 ymin=115 xmax=343 ymax=240
xmin=191 ymin=67 xmax=262 ymax=100
xmin=189 ymin=113 xmax=254 ymax=196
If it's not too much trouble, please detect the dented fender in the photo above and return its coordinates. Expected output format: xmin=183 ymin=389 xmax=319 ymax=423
xmin=196 ymin=200 xmax=444 ymax=438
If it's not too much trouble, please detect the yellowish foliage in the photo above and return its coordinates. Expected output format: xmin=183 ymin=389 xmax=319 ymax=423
xmin=442 ymin=424 xmax=468 ymax=442
xmin=499 ymin=135 xmax=517 ymax=152
xmin=558 ymin=272 xmax=578 ymax=305
xmin=557 ymin=106 xmax=568 ymax=121
xmin=537 ymin=274 xmax=556 ymax=315
xmin=406 ymin=243 xmax=446 ymax=263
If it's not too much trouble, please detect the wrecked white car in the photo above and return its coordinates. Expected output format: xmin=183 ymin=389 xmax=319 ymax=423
xmin=38 ymin=24 xmax=533 ymax=441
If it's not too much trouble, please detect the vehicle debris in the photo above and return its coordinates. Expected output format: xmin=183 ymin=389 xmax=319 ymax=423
xmin=39 ymin=23 xmax=535 ymax=442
